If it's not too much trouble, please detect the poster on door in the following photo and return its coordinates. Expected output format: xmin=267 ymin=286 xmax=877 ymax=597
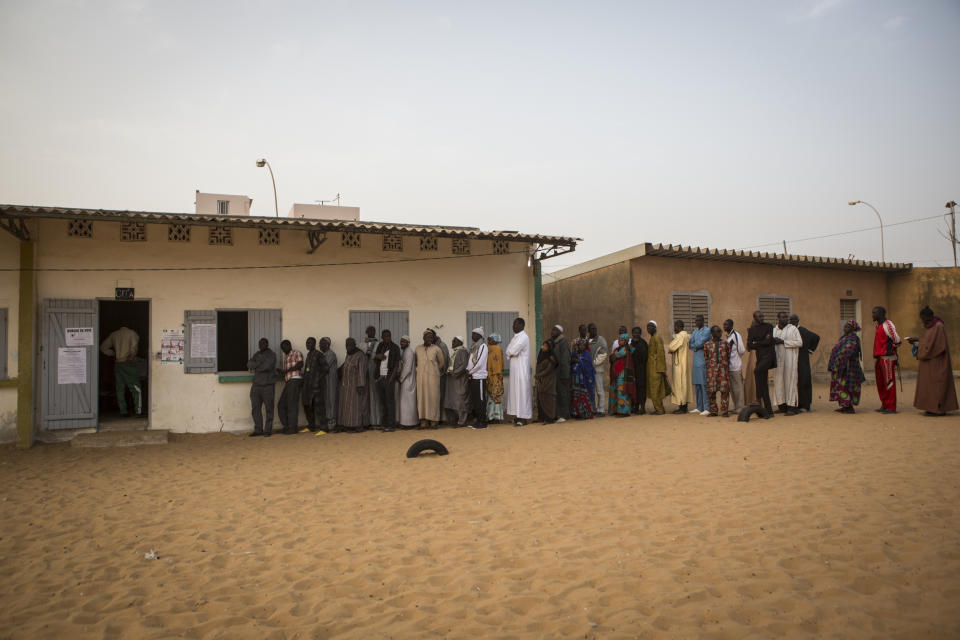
xmin=190 ymin=323 xmax=216 ymax=359
xmin=65 ymin=327 xmax=95 ymax=346
xmin=58 ymin=347 xmax=87 ymax=384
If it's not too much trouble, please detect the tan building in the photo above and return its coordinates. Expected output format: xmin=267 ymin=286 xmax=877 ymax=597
xmin=0 ymin=204 xmax=576 ymax=446
xmin=545 ymin=243 xmax=960 ymax=380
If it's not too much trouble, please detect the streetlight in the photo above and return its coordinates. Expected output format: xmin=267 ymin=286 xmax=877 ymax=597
xmin=848 ymin=200 xmax=884 ymax=262
xmin=256 ymin=158 xmax=279 ymax=218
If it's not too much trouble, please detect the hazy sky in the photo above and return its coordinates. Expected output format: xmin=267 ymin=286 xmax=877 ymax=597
xmin=1 ymin=0 xmax=957 ymax=269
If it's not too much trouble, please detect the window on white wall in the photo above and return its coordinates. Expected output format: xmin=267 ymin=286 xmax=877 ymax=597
xmin=217 ymin=200 xmax=230 ymax=215
xmin=184 ymin=309 xmax=282 ymax=373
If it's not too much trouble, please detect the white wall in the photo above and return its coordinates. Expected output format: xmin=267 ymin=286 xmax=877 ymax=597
xmin=195 ymin=192 xmax=252 ymax=215
xmin=0 ymin=231 xmax=19 ymax=442
xmin=8 ymin=219 xmax=537 ymax=436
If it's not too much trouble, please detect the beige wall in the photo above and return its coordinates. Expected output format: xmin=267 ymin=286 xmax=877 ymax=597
xmin=0 ymin=219 xmax=538 ymax=440
xmin=630 ymin=256 xmax=892 ymax=376
xmin=0 ymin=232 xmax=20 ymax=441
xmin=543 ymin=261 xmax=633 ymax=344
xmin=888 ymin=267 xmax=960 ymax=372
xmin=543 ymin=254 xmax=895 ymax=378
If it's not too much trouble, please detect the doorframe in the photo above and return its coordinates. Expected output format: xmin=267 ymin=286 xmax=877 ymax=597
xmin=97 ymin=297 xmax=151 ymax=429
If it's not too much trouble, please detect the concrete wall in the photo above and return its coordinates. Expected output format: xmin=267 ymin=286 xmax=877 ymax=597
xmin=630 ymin=256 xmax=892 ymax=376
xmin=0 ymin=231 xmax=19 ymax=442
xmin=888 ymin=267 xmax=960 ymax=372
xmin=0 ymin=219 xmax=538 ymax=440
xmin=543 ymin=260 xmax=633 ymax=345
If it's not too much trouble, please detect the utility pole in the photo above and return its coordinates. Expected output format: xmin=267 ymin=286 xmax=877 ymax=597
xmin=947 ymin=200 xmax=958 ymax=268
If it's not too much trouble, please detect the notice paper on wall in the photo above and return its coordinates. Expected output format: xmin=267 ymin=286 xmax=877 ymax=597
xmin=65 ymin=327 xmax=94 ymax=346
xmin=58 ymin=347 xmax=87 ymax=384
xmin=161 ymin=329 xmax=185 ymax=364
xmin=190 ymin=323 xmax=217 ymax=359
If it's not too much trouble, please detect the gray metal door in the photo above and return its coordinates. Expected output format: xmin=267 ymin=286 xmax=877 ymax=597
xmin=42 ymin=299 xmax=98 ymax=429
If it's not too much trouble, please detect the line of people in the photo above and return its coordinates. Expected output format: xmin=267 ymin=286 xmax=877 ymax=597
xmin=246 ymin=320 xmax=536 ymax=436
xmin=245 ymin=304 xmax=957 ymax=436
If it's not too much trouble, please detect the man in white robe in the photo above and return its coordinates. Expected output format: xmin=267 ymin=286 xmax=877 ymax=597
xmin=668 ymin=320 xmax=694 ymax=413
xmin=772 ymin=311 xmax=803 ymax=415
xmin=505 ymin=317 xmax=533 ymax=425
xmin=398 ymin=336 xmax=418 ymax=428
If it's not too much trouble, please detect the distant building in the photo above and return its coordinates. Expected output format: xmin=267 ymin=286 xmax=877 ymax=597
xmin=195 ymin=191 xmax=252 ymax=215
xmin=544 ymin=242 xmax=958 ymax=379
xmin=0 ymin=202 xmax=576 ymax=445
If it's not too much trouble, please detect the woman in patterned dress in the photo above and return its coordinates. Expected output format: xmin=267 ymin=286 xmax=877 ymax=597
xmin=570 ymin=339 xmax=595 ymax=419
xmin=608 ymin=332 xmax=636 ymax=417
xmin=828 ymin=320 xmax=865 ymax=413
xmin=485 ymin=333 xmax=505 ymax=423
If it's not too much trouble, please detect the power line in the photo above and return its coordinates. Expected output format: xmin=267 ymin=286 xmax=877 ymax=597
xmin=738 ymin=213 xmax=943 ymax=250
xmin=0 ymin=248 xmax=535 ymax=272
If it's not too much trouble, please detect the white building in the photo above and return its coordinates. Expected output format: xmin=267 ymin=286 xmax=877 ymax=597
xmin=0 ymin=203 xmax=577 ymax=446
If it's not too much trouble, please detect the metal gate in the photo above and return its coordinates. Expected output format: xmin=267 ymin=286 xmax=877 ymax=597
xmin=42 ymin=299 xmax=98 ymax=429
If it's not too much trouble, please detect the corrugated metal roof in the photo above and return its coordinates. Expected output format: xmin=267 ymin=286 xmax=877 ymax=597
xmin=642 ymin=243 xmax=911 ymax=271
xmin=0 ymin=204 xmax=580 ymax=246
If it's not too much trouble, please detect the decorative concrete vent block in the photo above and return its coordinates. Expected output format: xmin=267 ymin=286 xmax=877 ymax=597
xmin=67 ymin=219 xmax=93 ymax=238
xmin=208 ymin=226 xmax=233 ymax=246
xmin=168 ymin=224 xmax=191 ymax=242
xmin=258 ymin=227 xmax=280 ymax=246
xmin=341 ymin=232 xmax=361 ymax=248
xmin=120 ymin=222 xmax=146 ymax=242
xmin=420 ymin=236 xmax=438 ymax=252
xmin=493 ymin=239 xmax=510 ymax=255
xmin=382 ymin=234 xmax=403 ymax=252
xmin=452 ymin=238 xmax=471 ymax=255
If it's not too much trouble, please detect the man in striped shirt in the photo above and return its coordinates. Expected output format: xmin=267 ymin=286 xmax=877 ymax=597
xmin=277 ymin=339 xmax=304 ymax=433
xmin=872 ymin=306 xmax=901 ymax=414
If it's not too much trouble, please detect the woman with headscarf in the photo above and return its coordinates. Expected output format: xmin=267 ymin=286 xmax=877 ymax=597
xmin=570 ymin=338 xmax=595 ymax=419
xmin=608 ymin=331 xmax=636 ymax=416
xmin=535 ymin=339 xmax=558 ymax=423
xmin=828 ymin=320 xmax=866 ymax=413
xmin=485 ymin=333 xmax=505 ymax=423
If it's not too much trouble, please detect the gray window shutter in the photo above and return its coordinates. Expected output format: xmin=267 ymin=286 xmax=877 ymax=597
xmin=184 ymin=310 xmax=217 ymax=373
xmin=349 ymin=310 xmax=380 ymax=343
xmin=0 ymin=308 xmax=7 ymax=380
xmin=248 ymin=309 xmax=282 ymax=356
xmin=758 ymin=295 xmax=792 ymax=319
xmin=467 ymin=310 xmax=518 ymax=371
xmin=672 ymin=294 xmax=692 ymax=329
xmin=379 ymin=311 xmax=409 ymax=342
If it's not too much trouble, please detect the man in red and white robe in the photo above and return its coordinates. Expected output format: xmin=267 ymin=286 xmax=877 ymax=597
xmin=872 ymin=306 xmax=901 ymax=414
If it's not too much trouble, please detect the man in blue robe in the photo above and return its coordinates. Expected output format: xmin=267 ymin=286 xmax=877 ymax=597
xmin=689 ymin=314 xmax=711 ymax=415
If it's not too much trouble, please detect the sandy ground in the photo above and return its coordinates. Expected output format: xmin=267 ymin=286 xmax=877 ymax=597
xmin=1 ymin=381 xmax=959 ymax=639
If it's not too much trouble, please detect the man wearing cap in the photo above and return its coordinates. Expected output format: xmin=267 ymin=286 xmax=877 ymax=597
xmin=398 ymin=335 xmax=419 ymax=428
xmin=551 ymin=325 xmax=571 ymax=423
xmin=466 ymin=328 xmax=489 ymax=428
xmin=444 ymin=336 xmax=470 ymax=426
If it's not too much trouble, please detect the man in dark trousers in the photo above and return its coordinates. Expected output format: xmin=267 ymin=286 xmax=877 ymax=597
xmin=247 ymin=338 xmax=277 ymax=437
xmin=630 ymin=325 xmax=649 ymax=414
xmin=551 ymin=325 xmax=571 ymax=422
xmin=302 ymin=337 xmax=328 ymax=431
xmin=790 ymin=314 xmax=820 ymax=412
xmin=276 ymin=339 xmax=304 ymax=434
xmin=747 ymin=310 xmax=776 ymax=418
xmin=373 ymin=329 xmax=402 ymax=432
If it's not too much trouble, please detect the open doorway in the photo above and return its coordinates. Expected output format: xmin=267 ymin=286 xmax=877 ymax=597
xmin=98 ymin=300 xmax=149 ymax=427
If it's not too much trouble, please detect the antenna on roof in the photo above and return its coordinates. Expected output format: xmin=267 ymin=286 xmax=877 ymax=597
xmin=315 ymin=193 xmax=342 ymax=206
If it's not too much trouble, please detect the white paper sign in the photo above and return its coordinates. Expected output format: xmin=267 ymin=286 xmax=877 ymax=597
xmin=58 ymin=347 xmax=87 ymax=384
xmin=190 ymin=323 xmax=217 ymax=359
xmin=65 ymin=327 xmax=94 ymax=346
xmin=161 ymin=329 xmax=185 ymax=364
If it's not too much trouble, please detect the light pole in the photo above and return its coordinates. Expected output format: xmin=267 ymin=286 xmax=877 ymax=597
xmin=256 ymin=158 xmax=279 ymax=217
xmin=848 ymin=200 xmax=884 ymax=262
